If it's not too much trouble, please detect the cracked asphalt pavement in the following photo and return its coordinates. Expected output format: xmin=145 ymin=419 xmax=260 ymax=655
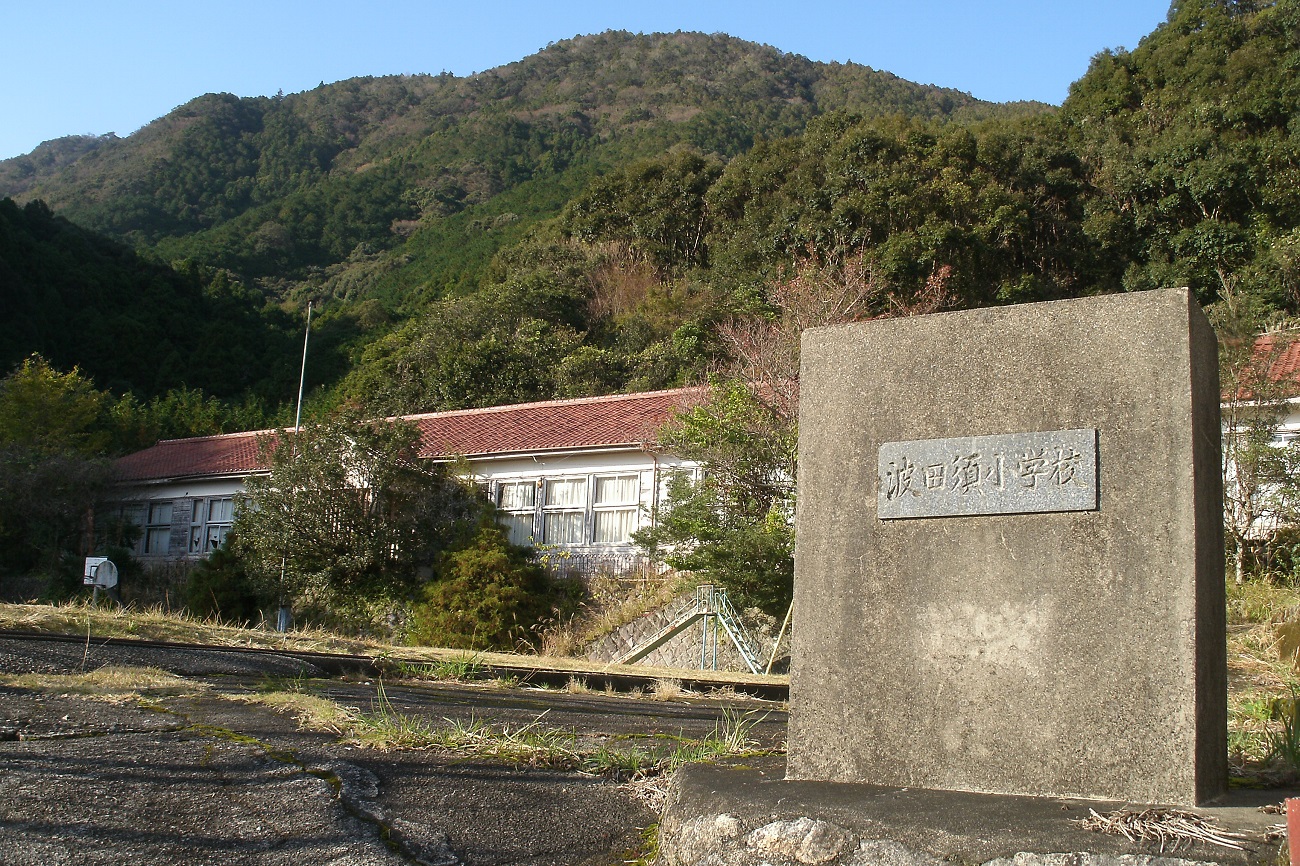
xmin=0 ymin=635 xmax=787 ymax=865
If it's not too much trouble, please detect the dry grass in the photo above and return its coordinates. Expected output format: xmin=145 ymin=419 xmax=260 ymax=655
xmin=0 ymin=601 xmax=382 ymax=656
xmin=538 ymin=573 xmax=689 ymax=657
xmin=245 ymin=677 xmax=776 ymax=792
xmin=565 ymin=676 xmax=592 ymax=694
xmin=1226 ymin=579 xmax=1300 ymax=779
xmin=1228 ymin=579 xmax=1300 ymax=627
xmin=240 ymin=690 xmax=360 ymax=733
xmin=0 ymin=665 xmax=204 ymax=701
xmin=246 ymin=678 xmax=583 ymax=762
xmin=0 ymin=601 xmax=787 ymax=695
xmin=650 ymin=678 xmax=687 ymax=701
xmin=1077 ymin=808 xmax=1247 ymax=851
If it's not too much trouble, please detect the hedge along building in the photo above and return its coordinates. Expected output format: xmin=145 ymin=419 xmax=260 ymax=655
xmin=108 ymin=388 xmax=703 ymax=576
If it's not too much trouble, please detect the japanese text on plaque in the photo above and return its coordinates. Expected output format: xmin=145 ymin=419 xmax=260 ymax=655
xmin=877 ymin=429 xmax=1098 ymax=519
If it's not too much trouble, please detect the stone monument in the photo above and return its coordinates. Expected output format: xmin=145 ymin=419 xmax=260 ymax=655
xmin=788 ymin=287 xmax=1226 ymax=806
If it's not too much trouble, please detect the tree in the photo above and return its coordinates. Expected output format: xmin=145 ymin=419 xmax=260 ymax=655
xmin=0 ymin=357 xmax=112 ymax=580
xmin=637 ymin=254 xmax=953 ymax=615
xmin=561 ymin=149 xmax=724 ymax=273
xmin=407 ymin=524 xmax=572 ymax=650
xmin=0 ymin=356 xmax=110 ymax=456
xmin=232 ymin=415 xmax=489 ymax=613
xmin=635 ymin=381 xmax=797 ymax=616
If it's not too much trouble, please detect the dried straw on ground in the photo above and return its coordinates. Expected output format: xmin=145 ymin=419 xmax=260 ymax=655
xmin=1077 ymin=808 xmax=1248 ymax=851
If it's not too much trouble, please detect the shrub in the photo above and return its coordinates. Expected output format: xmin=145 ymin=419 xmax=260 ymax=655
xmin=407 ymin=525 xmax=571 ymax=650
xmin=183 ymin=536 xmax=267 ymax=624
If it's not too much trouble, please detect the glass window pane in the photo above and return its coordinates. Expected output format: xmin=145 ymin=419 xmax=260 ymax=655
xmin=189 ymin=527 xmax=205 ymax=553
xmin=594 ymin=475 xmax=639 ymax=505
xmin=208 ymin=498 xmax=234 ymax=523
xmin=122 ymin=504 xmax=146 ymax=527
xmin=499 ymin=482 xmax=536 ymax=510
xmin=544 ymin=511 xmax=585 ymax=544
xmin=191 ymin=500 xmax=205 ymax=524
xmin=500 ymin=512 xmax=535 ymax=547
xmin=545 ymin=477 xmax=587 ymax=508
xmin=206 ymin=525 xmax=230 ymax=551
xmin=148 ymin=502 xmax=172 ymax=525
xmin=145 ymin=527 xmax=171 ymax=554
xmin=593 ymin=508 xmax=638 ymax=544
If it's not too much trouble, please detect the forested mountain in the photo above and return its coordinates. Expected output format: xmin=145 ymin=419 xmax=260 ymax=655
xmin=0 ymin=198 xmax=306 ymax=399
xmin=1061 ymin=0 xmax=1300 ymax=306
xmin=2 ymin=4 xmax=1298 ymax=424
xmin=0 ymin=32 xmax=997 ymax=295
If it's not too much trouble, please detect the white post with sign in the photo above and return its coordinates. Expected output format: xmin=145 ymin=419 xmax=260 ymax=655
xmin=83 ymin=557 xmax=119 ymax=603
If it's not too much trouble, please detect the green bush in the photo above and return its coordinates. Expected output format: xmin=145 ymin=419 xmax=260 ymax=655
xmin=407 ymin=525 xmax=571 ymax=650
xmin=183 ymin=536 xmax=267 ymax=624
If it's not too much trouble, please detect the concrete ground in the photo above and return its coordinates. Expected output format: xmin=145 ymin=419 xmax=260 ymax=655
xmin=0 ymin=634 xmax=787 ymax=865
xmin=7 ymin=633 xmax=1294 ymax=866
xmin=658 ymin=759 xmax=1298 ymax=866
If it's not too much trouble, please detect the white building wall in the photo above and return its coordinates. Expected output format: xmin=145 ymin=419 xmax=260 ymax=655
xmin=465 ymin=448 xmax=696 ymax=575
xmin=109 ymin=476 xmax=254 ymax=561
xmin=108 ymin=448 xmax=697 ymax=573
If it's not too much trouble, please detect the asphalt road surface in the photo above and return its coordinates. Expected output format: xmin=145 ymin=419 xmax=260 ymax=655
xmin=0 ymin=634 xmax=787 ymax=865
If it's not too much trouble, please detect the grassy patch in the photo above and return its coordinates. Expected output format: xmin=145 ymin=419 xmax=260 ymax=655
xmin=242 ymin=690 xmax=361 ymax=734
xmin=0 ymin=601 xmax=381 ymax=656
xmin=247 ymin=676 xmax=778 ymax=783
xmin=1228 ymin=580 xmax=1300 ymax=627
xmin=0 ymin=601 xmax=787 ymax=695
xmin=1227 ymin=578 xmax=1300 ymax=783
xmin=377 ymin=652 xmax=487 ymax=682
xmin=0 ymin=665 xmax=204 ymax=701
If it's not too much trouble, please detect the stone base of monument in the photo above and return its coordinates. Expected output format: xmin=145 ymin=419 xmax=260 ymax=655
xmin=656 ymin=758 xmax=1288 ymax=866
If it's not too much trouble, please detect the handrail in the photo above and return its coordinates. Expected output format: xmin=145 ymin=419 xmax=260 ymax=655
xmin=614 ymin=583 xmax=765 ymax=673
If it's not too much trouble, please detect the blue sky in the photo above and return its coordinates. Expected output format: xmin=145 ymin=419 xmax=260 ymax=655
xmin=1 ymin=1 xmax=1172 ymax=161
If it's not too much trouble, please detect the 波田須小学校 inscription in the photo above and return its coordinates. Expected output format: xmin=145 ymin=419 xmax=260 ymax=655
xmin=877 ymin=429 xmax=1098 ymax=519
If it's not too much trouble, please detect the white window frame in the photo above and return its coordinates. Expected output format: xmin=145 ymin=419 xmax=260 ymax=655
xmin=591 ymin=473 xmax=641 ymax=545
xmin=542 ymin=477 xmax=588 ymax=545
xmin=184 ymin=497 xmax=236 ymax=554
xmin=144 ymin=501 xmax=174 ymax=555
xmin=497 ymin=480 xmax=539 ymax=546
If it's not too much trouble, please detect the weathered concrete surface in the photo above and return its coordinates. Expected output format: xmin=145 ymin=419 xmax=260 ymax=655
xmin=0 ymin=634 xmax=789 ymax=865
xmin=659 ymin=759 xmax=1287 ymax=866
xmin=0 ymin=695 xmax=412 ymax=865
xmin=790 ymin=288 xmax=1226 ymax=805
xmin=0 ymin=688 xmax=661 ymax=865
xmin=0 ymin=632 xmax=329 ymax=678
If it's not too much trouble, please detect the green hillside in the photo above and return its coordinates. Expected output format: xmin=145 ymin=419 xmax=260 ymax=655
xmin=0 ymin=32 xmax=996 ymax=292
xmin=0 ymin=198 xmax=300 ymax=401
xmin=2 ymin=6 xmax=1298 ymax=421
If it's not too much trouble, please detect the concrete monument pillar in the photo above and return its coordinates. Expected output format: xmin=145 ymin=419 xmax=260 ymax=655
xmin=788 ymin=288 xmax=1226 ymax=806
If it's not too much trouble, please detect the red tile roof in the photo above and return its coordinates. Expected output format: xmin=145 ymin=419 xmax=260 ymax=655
xmin=113 ymin=388 xmax=704 ymax=484
xmin=1228 ymin=332 xmax=1300 ymax=401
xmin=408 ymin=388 xmax=702 ymax=460
xmin=1256 ymin=332 xmax=1300 ymax=393
xmin=113 ymin=429 xmax=270 ymax=484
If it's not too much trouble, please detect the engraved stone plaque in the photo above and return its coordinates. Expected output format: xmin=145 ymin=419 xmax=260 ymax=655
xmin=877 ymin=428 xmax=1098 ymax=519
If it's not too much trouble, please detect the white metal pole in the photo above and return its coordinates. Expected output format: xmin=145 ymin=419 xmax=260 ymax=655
xmin=277 ymin=300 xmax=312 ymax=633
xmin=294 ymin=301 xmax=312 ymax=436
